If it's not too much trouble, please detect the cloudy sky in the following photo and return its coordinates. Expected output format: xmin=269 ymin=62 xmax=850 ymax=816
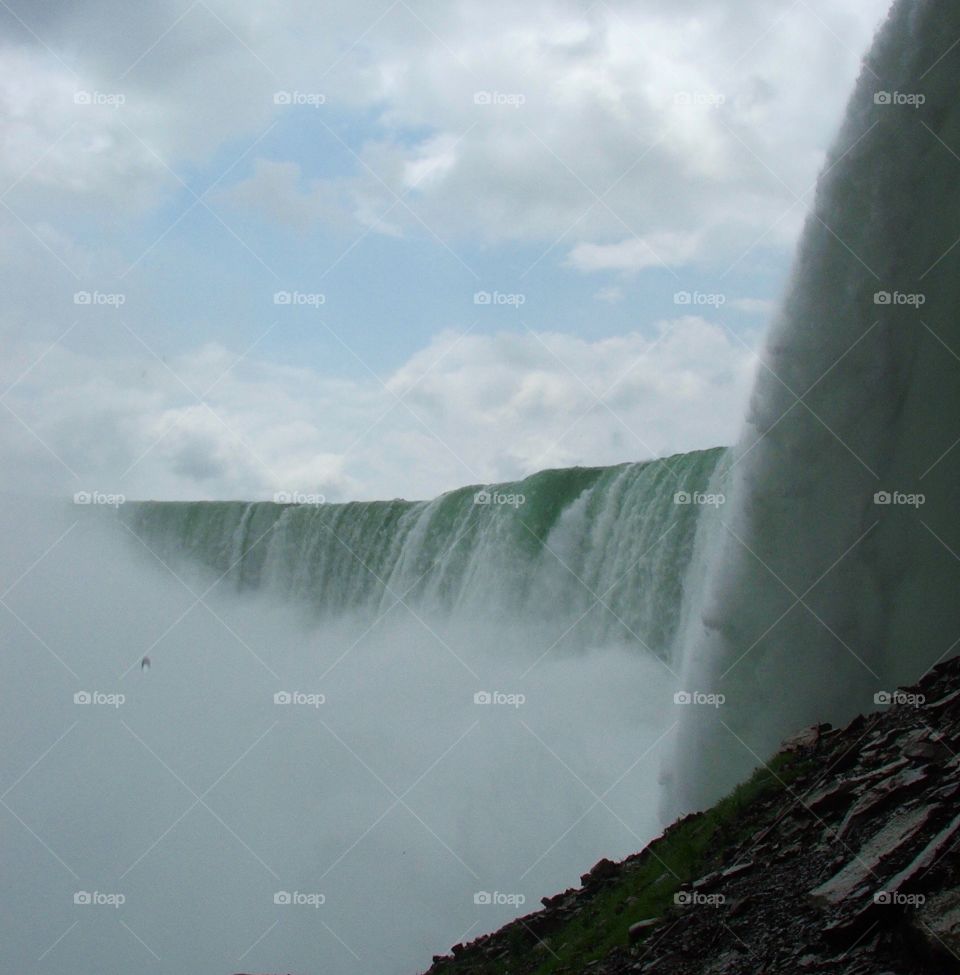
xmin=1 ymin=0 xmax=891 ymax=501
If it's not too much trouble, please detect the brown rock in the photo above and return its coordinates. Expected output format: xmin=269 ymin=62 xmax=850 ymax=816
xmin=580 ymin=857 xmax=619 ymax=886
xmin=627 ymin=918 xmax=660 ymax=944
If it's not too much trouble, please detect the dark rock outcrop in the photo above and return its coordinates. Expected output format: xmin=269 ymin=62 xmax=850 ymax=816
xmin=419 ymin=656 xmax=960 ymax=974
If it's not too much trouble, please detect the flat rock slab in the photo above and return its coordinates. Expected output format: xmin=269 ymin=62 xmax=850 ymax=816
xmin=808 ymin=804 xmax=939 ymax=909
xmin=882 ymin=811 xmax=960 ymax=896
xmin=836 ymin=767 xmax=929 ymax=839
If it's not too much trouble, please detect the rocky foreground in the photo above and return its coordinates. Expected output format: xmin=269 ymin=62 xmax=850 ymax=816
xmin=419 ymin=657 xmax=960 ymax=975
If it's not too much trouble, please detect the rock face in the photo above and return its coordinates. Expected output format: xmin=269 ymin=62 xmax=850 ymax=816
xmin=418 ymin=657 xmax=960 ymax=975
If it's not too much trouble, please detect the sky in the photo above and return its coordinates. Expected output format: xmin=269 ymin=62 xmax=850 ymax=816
xmin=0 ymin=0 xmax=893 ymax=502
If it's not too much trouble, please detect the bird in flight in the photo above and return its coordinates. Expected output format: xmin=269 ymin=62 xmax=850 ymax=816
xmin=141 ymin=656 xmax=151 ymax=670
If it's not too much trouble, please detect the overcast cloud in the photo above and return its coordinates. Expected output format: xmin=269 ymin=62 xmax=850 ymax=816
xmin=0 ymin=0 xmax=893 ymax=500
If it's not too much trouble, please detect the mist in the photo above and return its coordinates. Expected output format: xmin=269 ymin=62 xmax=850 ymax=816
xmin=0 ymin=498 xmax=673 ymax=974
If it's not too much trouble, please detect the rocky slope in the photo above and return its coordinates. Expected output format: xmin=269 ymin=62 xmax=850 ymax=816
xmin=419 ymin=657 xmax=960 ymax=974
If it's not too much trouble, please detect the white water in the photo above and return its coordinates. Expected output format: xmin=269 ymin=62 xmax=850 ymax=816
xmin=126 ymin=449 xmax=724 ymax=660
xmin=668 ymin=0 xmax=960 ymax=814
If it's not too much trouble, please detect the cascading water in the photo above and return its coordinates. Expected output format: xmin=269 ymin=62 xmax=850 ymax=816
xmin=125 ymin=447 xmax=727 ymax=663
xmin=115 ymin=0 xmax=959 ymax=862
xmin=667 ymin=0 xmax=960 ymax=815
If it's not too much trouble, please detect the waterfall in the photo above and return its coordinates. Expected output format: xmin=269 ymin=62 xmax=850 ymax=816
xmin=668 ymin=0 xmax=960 ymax=814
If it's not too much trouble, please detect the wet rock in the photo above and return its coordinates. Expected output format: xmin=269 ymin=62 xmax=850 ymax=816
xmin=908 ymin=886 xmax=960 ymax=962
xmin=882 ymin=811 xmax=960 ymax=896
xmin=581 ymin=858 xmax=619 ymax=886
xmin=782 ymin=723 xmax=829 ymax=751
xmin=804 ymin=778 xmax=860 ymax=814
xmin=926 ymin=688 xmax=960 ymax=711
xmin=835 ymin=767 xmax=929 ymax=839
xmin=808 ymin=804 xmax=938 ymax=908
xmin=627 ymin=918 xmax=659 ymax=944
xmin=904 ymin=739 xmax=952 ymax=762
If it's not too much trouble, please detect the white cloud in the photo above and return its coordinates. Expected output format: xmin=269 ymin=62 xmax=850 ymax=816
xmin=0 ymin=48 xmax=172 ymax=215
xmin=0 ymin=0 xmax=890 ymax=260
xmin=567 ymin=232 xmax=703 ymax=273
xmin=0 ymin=0 xmax=889 ymax=501
xmin=1 ymin=319 xmax=759 ymax=501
